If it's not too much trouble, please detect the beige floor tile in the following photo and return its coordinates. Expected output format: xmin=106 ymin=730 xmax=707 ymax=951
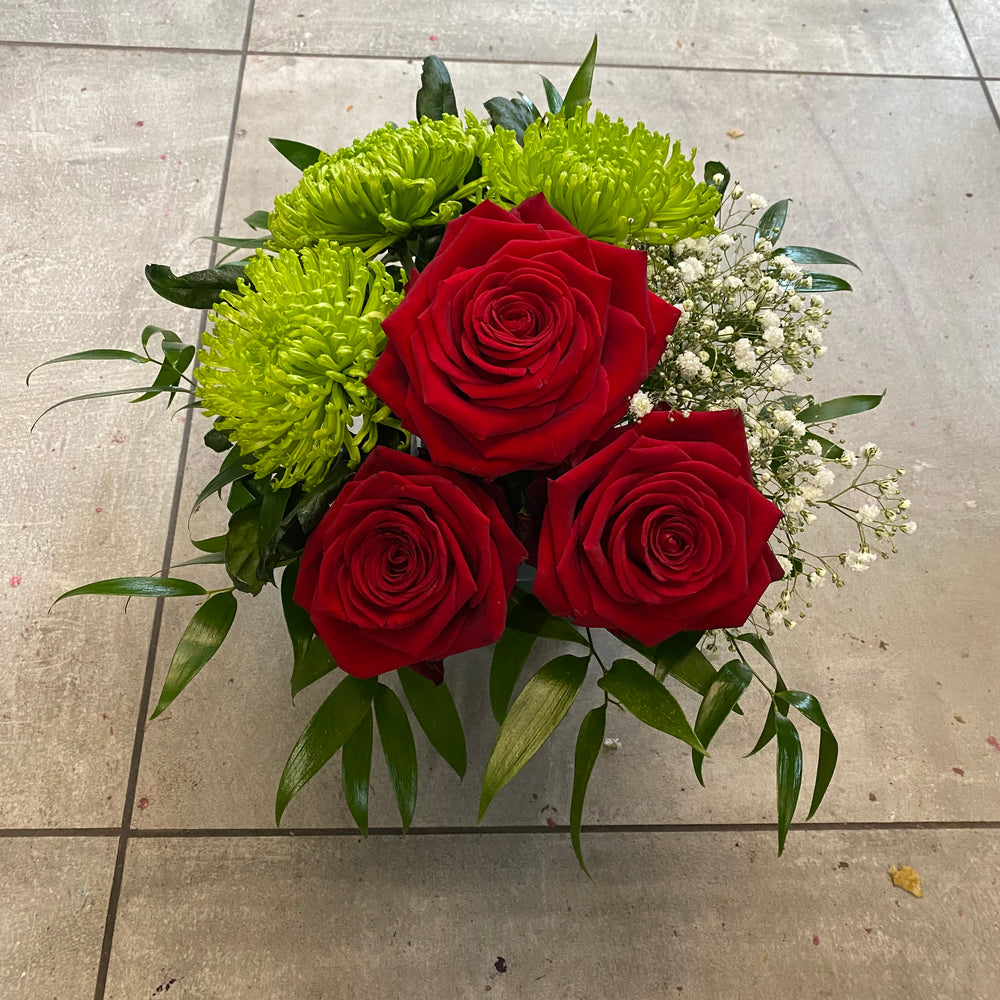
xmin=127 ymin=56 xmax=1000 ymax=832
xmin=248 ymin=0 xmax=974 ymax=76
xmin=1 ymin=46 xmax=239 ymax=827
xmin=0 ymin=836 xmax=117 ymax=998
xmin=105 ymin=829 xmax=998 ymax=999
xmin=0 ymin=0 xmax=250 ymax=48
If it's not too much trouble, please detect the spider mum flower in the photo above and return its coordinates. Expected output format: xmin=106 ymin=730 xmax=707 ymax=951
xmin=481 ymin=107 xmax=720 ymax=244
xmin=268 ymin=114 xmax=489 ymax=254
xmin=197 ymin=243 xmax=403 ymax=489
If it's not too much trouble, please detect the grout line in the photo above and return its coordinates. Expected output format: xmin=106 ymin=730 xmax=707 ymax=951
xmin=88 ymin=4 xmax=257 ymax=998
xmin=0 ymin=36 xmax=984 ymax=84
xmin=5 ymin=819 xmax=1000 ymax=840
xmin=947 ymin=0 xmax=1000 ymax=132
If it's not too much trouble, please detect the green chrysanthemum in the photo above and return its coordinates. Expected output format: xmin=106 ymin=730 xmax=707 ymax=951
xmin=268 ymin=113 xmax=489 ymax=254
xmin=197 ymin=243 xmax=403 ymax=490
xmin=481 ymin=107 xmax=721 ymax=244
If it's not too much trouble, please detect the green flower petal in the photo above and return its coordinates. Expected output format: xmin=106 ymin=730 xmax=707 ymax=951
xmin=481 ymin=107 xmax=720 ymax=244
xmin=269 ymin=114 xmax=489 ymax=253
xmin=197 ymin=243 xmax=403 ymax=489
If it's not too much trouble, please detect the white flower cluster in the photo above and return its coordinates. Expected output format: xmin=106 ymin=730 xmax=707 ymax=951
xmin=634 ymin=185 xmax=914 ymax=634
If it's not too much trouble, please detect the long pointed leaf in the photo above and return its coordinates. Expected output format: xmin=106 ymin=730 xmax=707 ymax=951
xmin=191 ymin=445 xmax=252 ymax=512
xmin=145 ymin=263 xmax=245 ymax=309
xmin=281 ymin=563 xmax=315 ymax=693
xmin=746 ymin=701 xmax=777 ymax=757
xmin=540 ymin=75 xmax=563 ymax=113
xmin=275 ymin=674 xmax=377 ymax=825
xmin=269 ymin=137 xmax=323 ymax=171
xmin=776 ymin=245 xmax=860 ymax=270
xmin=561 ymin=35 xmax=598 ymax=116
xmin=479 ymin=654 xmax=590 ymax=821
xmin=490 ymin=628 xmax=536 ymax=724
xmin=774 ymin=712 xmax=803 ymax=854
xmin=756 ymin=199 xmax=790 ymax=245
xmin=244 ymin=210 xmax=270 ymax=230
xmin=570 ymin=704 xmax=606 ymax=875
xmin=31 ymin=384 xmax=191 ymax=431
xmin=598 ymin=659 xmax=705 ymax=753
xmin=692 ymin=658 xmax=753 ymax=785
xmin=374 ymin=684 xmax=418 ymax=832
xmin=27 ymin=349 xmax=150 ymax=385
xmin=341 ymin=708 xmax=373 ymax=836
xmin=224 ymin=504 xmax=263 ymax=596
xmin=54 ymin=576 xmax=206 ymax=604
xmin=399 ymin=669 xmax=467 ymax=778
xmin=291 ymin=637 xmax=337 ymax=701
xmin=150 ymin=591 xmax=238 ymax=719
xmin=796 ymin=392 xmax=885 ymax=424
xmin=653 ymin=631 xmax=706 ymax=682
xmin=777 ymin=690 xmax=839 ymax=820
xmin=803 ymin=272 xmax=853 ymax=292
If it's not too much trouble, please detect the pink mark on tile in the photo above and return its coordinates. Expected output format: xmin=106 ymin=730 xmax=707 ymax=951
xmin=110 ymin=726 xmax=114 ymax=735
xmin=988 ymin=736 xmax=1000 ymax=752
xmin=95 ymin=507 xmax=103 ymax=513
xmin=137 ymin=796 xmax=150 ymax=810
xmin=9 ymin=575 xmax=22 ymax=587
xmin=953 ymin=767 xmax=965 ymax=776
xmin=864 ymin=928 xmax=872 ymax=934
xmin=111 ymin=430 xmax=126 ymax=444
xmin=812 ymin=935 xmax=820 ymax=946
xmin=102 ymin=713 xmax=109 ymax=720
xmin=135 ymin=120 xmax=144 ymax=127
xmin=958 ymin=908 xmax=964 ymax=917
xmin=545 ymin=817 xmax=558 ymax=829
xmin=429 ymin=34 xmax=439 ymax=41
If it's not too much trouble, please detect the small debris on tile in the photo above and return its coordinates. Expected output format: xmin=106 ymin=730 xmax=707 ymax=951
xmin=987 ymin=736 xmax=1000 ymax=752
xmin=137 ymin=796 xmax=150 ymax=811
xmin=9 ymin=575 xmax=21 ymax=587
xmin=494 ymin=957 xmax=507 ymax=974
xmin=812 ymin=935 xmax=820 ymax=945
xmin=952 ymin=767 xmax=965 ymax=776
xmin=135 ymin=120 xmax=144 ymax=127
xmin=545 ymin=817 xmax=558 ymax=828
xmin=888 ymin=865 xmax=923 ymax=897
xmin=726 ymin=128 xmax=745 ymax=139
xmin=602 ymin=736 xmax=621 ymax=751
xmin=954 ymin=715 xmax=966 ymax=723
xmin=868 ymin=792 xmax=877 ymax=801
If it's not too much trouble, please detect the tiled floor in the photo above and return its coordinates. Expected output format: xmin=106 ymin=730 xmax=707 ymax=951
xmin=2 ymin=2 xmax=998 ymax=997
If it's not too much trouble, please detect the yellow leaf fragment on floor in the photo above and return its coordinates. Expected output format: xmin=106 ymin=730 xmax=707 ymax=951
xmin=888 ymin=865 xmax=923 ymax=897
xmin=726 ymin=128 xmax=745 ymax=139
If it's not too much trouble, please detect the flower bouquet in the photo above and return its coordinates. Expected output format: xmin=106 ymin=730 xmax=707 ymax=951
xmin=33 ymin=38 xmax=914 ymax=870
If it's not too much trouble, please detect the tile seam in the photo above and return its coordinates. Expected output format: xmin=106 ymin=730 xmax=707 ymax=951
xmin=89 ymin=3 xmax=258 ymax=998
xmin=0 ymin=37 xmax=982 ymax=83
xmin=5 ymin=820 xmax=999 ymax=840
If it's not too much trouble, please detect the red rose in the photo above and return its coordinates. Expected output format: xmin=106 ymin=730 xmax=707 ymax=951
xmin=533 ymin=409 xmax=783 ymax=646
xmin=366 ymin=194 xmax=680 ymax=478
xmin=294 ymin=447 xmax=526 ymax=678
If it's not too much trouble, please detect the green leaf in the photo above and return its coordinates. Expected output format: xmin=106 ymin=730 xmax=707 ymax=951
xmin=191 ymin=445 xmax=252 ymax=512
xmin=150 ymin=591 xmax=238 ymax=719
xmin=803 ymin=272 xmax=853 ymax=292
xmin=561 ymin=34 xmax=598 ymax=116
xmin=140 ymin=325 xmax=180 ymax=355
xmin=490 ymin=628 xmax=536 ymax=724
xmin=598 ymin=659 xmax=705 ymax=753
xmin=736 ymin=631 xmax=777 ymax=669
xmin=775 ymin=245 xmax=859 ymax=270
xmin=416 ymin=55 xmax=458 ymax=120
xmin=285 ymin=458 xmax=353 ymax=535
xmin=704 ymin=160 xmax=730 ymax=197
xmin=652 ymin=631 xmax=705 ymax=683
xmin=291 ymin=637 xmax=338 ymax=701
xmin=756 ymin=199 xmax=790 ymax=245
xmin=796 ymin=392 xmax=885 ymax=424
xmin=483 ymin=96 xmax=538 ymax=143
xmin=275 ymin=674 xmax=378 ymax=825
xmin=776 ymin=690 xmax=839 ymax=820
xmin=169 ymin=552 xmax=227 ymax=569
xmin=144 ymin=263 xmax=245 ymax=310
xmin=774 ymin=712 xmax=803 ymax=854
xmin=692 ymin=659 xmax=753 ymax=785
xmin=269 ymin=137 xmax=324 ymax=171
xmin=30 ymin=384 xmax=192 ymax=431
xmin=505 ymin=593 xmax=588 ymax=646
xmin=224 ymin=504 xmax=264 ymax=596
xmin=570 ymin=703 xmax=606 ymax=875
xmin=341 ymin=707 xmax=373 ymax=836
xmin=540 ymin=75 xmax=564 ymax=113
xmin=192 ymin=534 xmax=227 ymax=553
xmin=244 ymin=210 xmax=271 ymax=230
xmin=746 ymin=701 xmax=777 ymax=756
xmin=26 ymin=349 xmax=150 ymax=385
xmin=200 ymin=234 xmax=270 ymax=251
xmin=374 ymin=684 xmax=418 ymax=832
xmin=203 ymin=427 xmax=232 ymax=453
xmin=399 ymin=669 xmax=467 ymax=778
xmin=479 ymin=653 xmax=590 ymax=821
xmin=281 ymin=562 xmax=315 ymax=690
xmin=257 ymin=483 xmax=291 ymax=580
xmin=226 ymin=479 xmax=255 ymax=513
xmin=54 ymin=576 xmax=206 ymax=604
